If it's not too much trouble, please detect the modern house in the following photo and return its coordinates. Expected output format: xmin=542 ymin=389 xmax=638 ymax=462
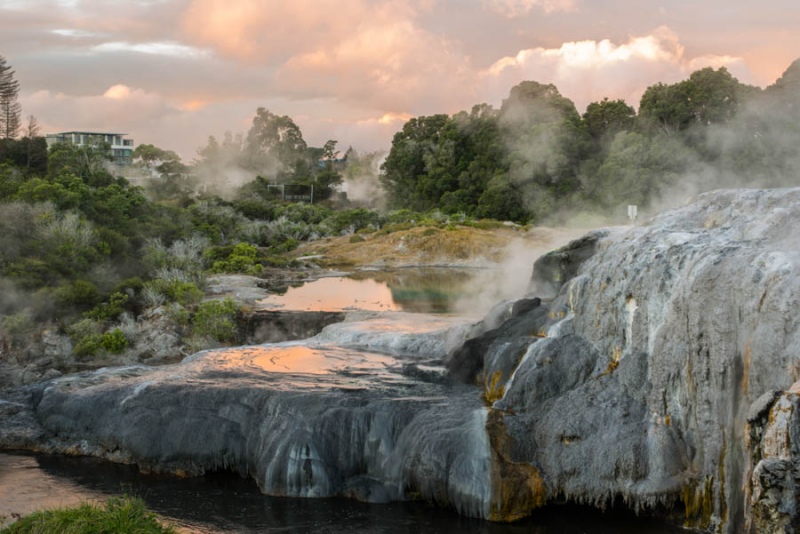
xmin=45 ymin=131 xmax=135 ymax=166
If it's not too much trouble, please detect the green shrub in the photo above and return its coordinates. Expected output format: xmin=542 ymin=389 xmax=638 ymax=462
xmin=383 ymin=209 xmax=421 ymax=225
xmin=85 ymin=292 xmax=129 ymax=321
xmin=263 ymin=256 xmax=298 ymax=268
xmin=0 ymin=311 xmax=34 ymax=337
xmin=73 ymin=334 xmax=103 ymax=358
xmin=422 ymin=228 xmax=437 ymax=237
xmin=67 ymin=318 xmax=103 ymax=358
xmin=324 ymin=208 xmax=380 ymax=235
xmin=349 ymin=234 xmax=366 ymax=243
xmin=2 ymin=495 xmax=176 ymax=533
xmin=55 ymin=280 xmax=101 ymax=310
xmin=375 ymin=222 xmax=413 ymax=235
xmin=164 ymin=303 xmax=191 ymax=326
xmin=462 ymin=218 xmax=504 ymax=230
xmin=162 ymin=281 xmax=203 ymax=306
xmin=210 ymin=243 xmax=262 ymax=274
xmin=100 ymin=328 xmax=129 ymax=354
xmin=270 ymin=238 xmax=299 ymax=255
xmin=203 ymin=245 xmax=235 ymax=263
xmin=192 ymin=298 xmax=239 ymax=342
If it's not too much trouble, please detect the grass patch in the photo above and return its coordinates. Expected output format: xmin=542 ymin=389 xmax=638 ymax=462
xmin=1 ymin=496 xmax=176 ymax=533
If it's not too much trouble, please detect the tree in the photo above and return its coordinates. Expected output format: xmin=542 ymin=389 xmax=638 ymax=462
xmin=380 ymin=114 xmax=449 ymax=211
xmin=584 ymin=131 xmax=690 ymax=209
xmin=133 ymin=143 xmax=185 ymax=175
xmin=767 ymin=58 xmax=800 ymax=99
xmin=21 ymin=115 xmax=45 ymax=171
xmin=638 ymin=67 xmax=755 ymax=135
xmin=0 ymin=55 xmax=22 ymax=139
xmin=315 ymin=139 xmax=343 ymax=200
xmin=245 ymin=108 xmax=307 ymax=179
xmin=499 ymin=81 xmax=591 ymax=215
xmin=48 ymin=139 xmax=114 ymax=186
xmin=582 ymin=98 xmax=636 ymax=143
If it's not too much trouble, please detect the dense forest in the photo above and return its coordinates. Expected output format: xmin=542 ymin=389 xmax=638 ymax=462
xmin=0 ymin=58 xmax=799 ymax=367
xmin=381 ymin=61 xmax=800 ymax=223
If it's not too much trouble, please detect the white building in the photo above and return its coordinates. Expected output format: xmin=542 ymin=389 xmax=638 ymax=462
xmin=45 ymin=131 xmax=135 ymax=166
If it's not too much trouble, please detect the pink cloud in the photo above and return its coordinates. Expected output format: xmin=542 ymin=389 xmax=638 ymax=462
xmin=482 ymin=26 xmax=757 ymax=112
xmin=24 ymin=84 xmax=177 ymax=131
xmin=181 ymin=0 xmax=476 ymax=114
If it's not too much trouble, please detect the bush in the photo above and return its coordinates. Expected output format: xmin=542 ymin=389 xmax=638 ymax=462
xmin=0 ymin=311 xmax=34 ymax=338
xmin=73 ymin=334 xmax=103 ymax=358
xmin=85 ymin=292 xmax=129 ymax=321
xmin=383 ymin=209 xmax=421 ymax=225
xmin=270 ymin=238 xmax=299 ymax=255
xmin=2 ymin=495 xmax=176 ymax=533
xmin=142 ymin=280 xmax=203 ymax=308
xmin=67 ymin=318 xmax=103 ymax=358
xmin=324 ymin=208 xmax=380 ymax=235
xmin=349 ymin=234 xmax=366 ymax=243
xmin=209 ymin=243 xmax=261 ymax=274
xmin=375 ymin=222 xmax=413 ymax=235
xmin=462 ymin=218 xmax=504 ymax=230
xmin=164 ymin=303 xmax=191 ymax=326
xmin=192 ymin=298 xmax=239 ymax=342
xmin=55 ymin=280 xmax=101 ymax=310
xmin=100 ymin=328 xmax=129 ymax=354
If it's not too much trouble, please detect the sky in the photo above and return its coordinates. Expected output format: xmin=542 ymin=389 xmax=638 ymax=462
xmin=1 ymin=0 xmax=798 ymax=161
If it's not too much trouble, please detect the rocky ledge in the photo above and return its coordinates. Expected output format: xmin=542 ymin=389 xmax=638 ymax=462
xmin=450 ymin=187 xmax=800 ymax=532
xmin=2 ymin=188 xmax=799 ymax=533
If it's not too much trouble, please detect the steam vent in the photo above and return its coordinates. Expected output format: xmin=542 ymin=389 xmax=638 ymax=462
xmin=2 ymin=188 xmax=800 ymax=533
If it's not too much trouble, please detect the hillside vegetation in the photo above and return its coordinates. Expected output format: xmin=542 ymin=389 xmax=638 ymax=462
xmin=0 ymin=59 xmax=799 ymax=384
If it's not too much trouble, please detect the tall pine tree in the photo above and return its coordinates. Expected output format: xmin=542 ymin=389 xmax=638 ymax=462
xmin=0 ymin=55 xmax=22 ymax=139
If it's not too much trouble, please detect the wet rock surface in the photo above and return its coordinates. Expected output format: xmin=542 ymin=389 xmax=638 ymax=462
xmin=447 ymin=188 xmax=800 ymax=532
xmin=2 ymin=188 xmax=800 ymax=533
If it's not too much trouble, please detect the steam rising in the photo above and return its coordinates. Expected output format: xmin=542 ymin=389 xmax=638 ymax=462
xmin=452 ymin=227 xmax=589 ymax=316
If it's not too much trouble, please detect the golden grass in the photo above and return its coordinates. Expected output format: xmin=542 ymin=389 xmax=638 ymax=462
xmin=290 ymin=225 xmax=552 ymax=268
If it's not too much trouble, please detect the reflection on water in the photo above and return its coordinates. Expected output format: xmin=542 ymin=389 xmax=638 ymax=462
xmin=227 ymin=345 xmax=396 ymax=375
xmin=259 ymin=268 xmax=509 ymax=315
xmin=1 ymin=453 xmax=685 ymax=533
xmin=358 ymin=269 xmax=476 ymax=314
xmin=260 ymin=277 xmax=402 ymax=313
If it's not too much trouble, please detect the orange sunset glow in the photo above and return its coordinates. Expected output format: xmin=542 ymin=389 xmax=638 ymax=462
xmin=2 ymin=0 xmax=797 ymax=159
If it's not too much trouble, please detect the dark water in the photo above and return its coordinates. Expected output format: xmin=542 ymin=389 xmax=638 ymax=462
xmin=0 ymin=452 xmax=686 ymax=533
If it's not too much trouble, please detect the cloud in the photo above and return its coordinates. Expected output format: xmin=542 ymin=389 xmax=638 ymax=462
xmin=23 ymin=84 xmax=179 ymax=136
xmin=181 ymin=0 xmax=355 ymax=64
xmin=181 ymin=0 xmax=476 ymax=114
xmin=93 ymin=41 xmax=208 ymax=58
xmin=482 ymin=26 xmax=756 ymax=112
xmin=5 ymin=0 xmax=794 ymax=167
xmin=484 ymin=0 xmax=577 ymax=16
xmin=274 ymin=20 xmax=475 ymax=113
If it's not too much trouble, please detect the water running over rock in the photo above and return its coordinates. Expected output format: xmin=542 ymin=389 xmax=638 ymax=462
xmin=2 ymin=188 xmax=800 ymax=532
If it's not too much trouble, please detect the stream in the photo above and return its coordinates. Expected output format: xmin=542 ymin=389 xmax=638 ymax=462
xmin=0 ymin=452 xmax=684 ymax=533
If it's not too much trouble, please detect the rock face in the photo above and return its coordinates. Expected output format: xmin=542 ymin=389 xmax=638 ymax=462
xmin=451 ymin=188 xmax=800 ymax=532
xmin=1 ymin=188 xmax=799 ymax=532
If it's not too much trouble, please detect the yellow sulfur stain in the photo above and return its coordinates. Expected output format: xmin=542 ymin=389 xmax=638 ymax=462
xmin=681 ymin=476 xmax=715 ymax=531
xmin=486 ymin=409 xmax=547 ymax=522
xmin=601 ymin=346 xmax=622 ymax=375
xmin=484 ymin=371 xmax=506 ymax=404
